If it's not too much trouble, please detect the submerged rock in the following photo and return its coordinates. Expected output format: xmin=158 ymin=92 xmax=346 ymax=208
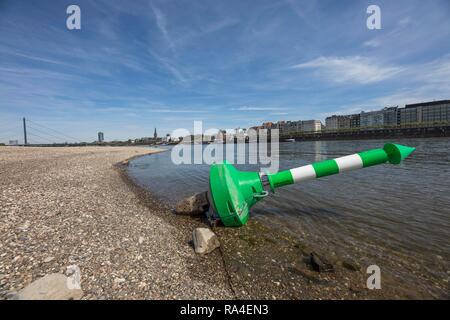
xmin=341 ymin=259 xmax=361 ymax=272
xmin=175 ymin=192 xmax=209 ymax=216
xmin=309 ymin=252 xmax=334 ymax=273
xmin=192 ymin=228 xmax=220 ymax=254
xmin=13 ymin=273 xmax=83 ymax=300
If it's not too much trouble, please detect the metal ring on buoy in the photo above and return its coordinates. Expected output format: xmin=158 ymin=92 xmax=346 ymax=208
xmin=253 ymin=190 xmax=269 ymax=198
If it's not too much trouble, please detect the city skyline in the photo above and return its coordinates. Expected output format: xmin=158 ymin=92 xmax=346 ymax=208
xmin=6 ymin=98 xmax=446 ymax=145
xmin=2 ymin=0 xmax=450 ymax=143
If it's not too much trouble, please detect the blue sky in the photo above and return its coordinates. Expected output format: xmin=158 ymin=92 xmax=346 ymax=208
xmin=1 ymin=0 xmax=450 ymax=143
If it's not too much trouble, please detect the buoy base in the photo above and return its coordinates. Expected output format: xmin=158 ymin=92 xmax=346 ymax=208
xmin=208 ymin=161 xmax=265 ymax=227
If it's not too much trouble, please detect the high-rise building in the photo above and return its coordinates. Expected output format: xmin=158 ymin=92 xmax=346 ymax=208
xmin=154 ymin=128 xmax=157 ymax=139
xmin=98 ymin=132 xmax=104 ymax=142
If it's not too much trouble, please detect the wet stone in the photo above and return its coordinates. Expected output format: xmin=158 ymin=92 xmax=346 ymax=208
xmin=174 ymin=192 xmax=209 ymax=216
xmin=309 ymin=252 xmax=334 ymax=273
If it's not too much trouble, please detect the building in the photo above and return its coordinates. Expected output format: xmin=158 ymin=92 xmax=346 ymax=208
xmin=281 ymin=120 xmax=301 ymax=134
xmin=383 ymin=107 xmax=399 ymax=127
xmin=261 ymin=122 xmax=276 ymax=129
xmin=275 ymin=119 xmax=322 ymax=134
xmin=399 ymin=107 xmax=420 ymax=126
xmin=98 ymin=132 xmax=104 ymax=143
xmin=275 ymin=121 xmax=285 ymax=132
xmin=360 ymin=110 xmax=384 ymax=128
xmin=301 ymin=120 xmax=322 ymax=132
xmin=405 ymin=100 xmax=450 ymax=124
xmin=154 ymin=128 xmax=157 ymax=139
xmin=325 ymin=115 xmax=351 ymax=131
xmin=8 ymin=140 xmax=18 ymax=145
xmin=262 ymin=100 xmax=450 ymax=135
xmin=349 ymin=114 xmax=360 ymax=128
xmin=325 ymin=116 xmax=338 ymax=131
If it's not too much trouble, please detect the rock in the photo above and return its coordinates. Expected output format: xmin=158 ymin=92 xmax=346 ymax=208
xmin=192 ymin=228 xmax=220 ymax=254
xmin=65 ymin=265 xmax=79 ymax=277
xmin=341 ymin=259 xmax=361 ymax=272
xmin=4 ymin=291 xmax=20 ymax=300
xmin=13 ymin=273 xmax=83 ymax=300
xmin=288 ymin=266 xmax=323 ymax=283
xmin=138 ymin=236 xmax=144 ymax=245
xmin=175 ymin=192 xmax=209 ymax=216
xmin=309 ymin=252 xmax=334 ymax=273
xmin=114 ymin=277 xmax=126 ymax=284
xmin=43 ymin=256 xmax=55 ymax=263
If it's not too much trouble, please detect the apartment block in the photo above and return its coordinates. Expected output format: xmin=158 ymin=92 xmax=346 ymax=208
xmin=360 ymin=110 xmax=385 ymax=128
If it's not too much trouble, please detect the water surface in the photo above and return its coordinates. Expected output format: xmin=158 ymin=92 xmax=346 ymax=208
xmin=128 ymin=138 xmax=450 ymax=297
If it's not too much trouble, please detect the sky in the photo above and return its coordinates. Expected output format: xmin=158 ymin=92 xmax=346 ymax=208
xmin=1 ymin=0 xmax=450 ymax=143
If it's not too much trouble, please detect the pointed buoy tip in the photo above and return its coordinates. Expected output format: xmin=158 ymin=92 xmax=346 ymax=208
xmin=383 ymin=143 xmax=416 ymax=164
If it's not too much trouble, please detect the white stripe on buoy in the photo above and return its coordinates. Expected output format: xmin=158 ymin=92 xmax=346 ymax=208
xmin=290 ymin=164 xmax=316 ymax=183
xmin=334 ymin=154 xmax=363 ymax=172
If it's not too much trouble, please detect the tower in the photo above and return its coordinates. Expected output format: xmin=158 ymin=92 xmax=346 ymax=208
xmin=23 ymin=117 xmax=28 ymax=145
xmin=154 ymin=128 xmax=157 ymax=139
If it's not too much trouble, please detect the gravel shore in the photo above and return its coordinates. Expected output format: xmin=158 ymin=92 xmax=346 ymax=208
xmin=0 ymin=146 xmax=233 ymax=299
xmin=1 ymin=146 xmax=438 ymax=300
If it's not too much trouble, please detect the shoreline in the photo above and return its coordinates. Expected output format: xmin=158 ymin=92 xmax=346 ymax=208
xmin=1 ymin=146 xmax=444 ymax=299
xmin=115 ymin=152 xmax=238 ymax=298
xmin=124 ymin=149 xmax=447 ymax=300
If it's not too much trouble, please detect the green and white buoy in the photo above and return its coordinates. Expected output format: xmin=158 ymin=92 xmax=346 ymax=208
xmin=208 ymin=143 xmax=415 ymax=227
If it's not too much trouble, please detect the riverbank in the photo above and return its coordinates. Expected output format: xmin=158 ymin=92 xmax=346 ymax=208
xmin=0 ymin=146 xmax=233 ymax=299
xmin=1 ymin=146 xmax=444 ymax=299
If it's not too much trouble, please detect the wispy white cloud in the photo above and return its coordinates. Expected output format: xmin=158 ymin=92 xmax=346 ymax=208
xmin=363 ymin=39 xmax=381 ymax=48
xmin=151 ymin=6 xmax=175 ymax=51
xmin=374 ymin=55 xmax=450 ymax=106
xmin=321 ymin=55 xmax=450 ymax=117
xmin=398 ymin=17 xmax=411 ymax=27
xmin=148 ymin=49 xmax=190 ymax=83
xmin=290 ymin=56 xmax=404 ymax=84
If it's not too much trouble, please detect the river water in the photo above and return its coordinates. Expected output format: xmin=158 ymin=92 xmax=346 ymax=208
xmin=128 ymin=138 xmax=450 ymax=298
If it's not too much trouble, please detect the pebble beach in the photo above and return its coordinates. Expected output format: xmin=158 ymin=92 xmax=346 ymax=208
xmin=0 ymin=146 xmax=233 ymax=299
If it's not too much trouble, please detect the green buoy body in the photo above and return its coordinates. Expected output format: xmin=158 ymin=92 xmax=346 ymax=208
xmin=209 ymin=161 xmax=266 ymax=227
xmin=208 ymin=143 xmax=415 ymax=227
